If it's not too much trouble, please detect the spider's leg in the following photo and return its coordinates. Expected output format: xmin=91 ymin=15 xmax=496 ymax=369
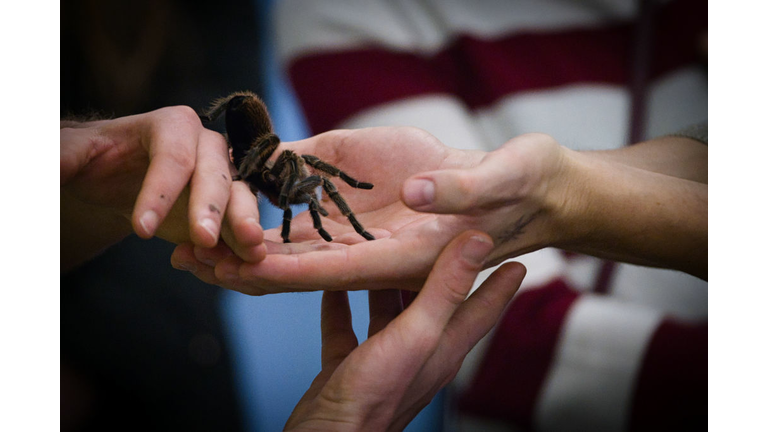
xmin=270 ymin=151 xmax=309 ymax=243
xmin=280 ymin=207 xmax=292 ymax=243
xmin=321 ymin=178 xmax=375 ymax=241
xmin=269 ymin=149 xmax=294 ymax=181
xmin=296 ymin=176 xmax=329 ymax=216
xmin=308 ymin=199 xmax=333 ymax=242
xmin=198 ymin=97 xmax=230 ymax=123
xmin=271 ymin=150 xmax=302 ymax=209
xmin=236 ymin=134 xmax=280 ymax=179
xmin=302 ymin=155 xmax=373 ymax=189
xmin=293 ymin=177 xmax=333 ymax=241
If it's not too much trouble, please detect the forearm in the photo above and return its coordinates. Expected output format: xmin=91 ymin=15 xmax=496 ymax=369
xmin=587 ymin=136 xmax=707 ymax=183
xmin=555 ymin=148 xmax=707 ymax=279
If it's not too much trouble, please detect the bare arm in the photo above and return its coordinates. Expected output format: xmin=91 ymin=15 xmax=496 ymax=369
xmin=170 ymin=127 xmax=707 ymax=294
xmin=555 ymin=141 xmax=707 ymax=278
xmin=588 ymin=135 xmax=707 ymax=183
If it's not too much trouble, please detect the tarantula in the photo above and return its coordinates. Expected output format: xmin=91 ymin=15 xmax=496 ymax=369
xmin=200 ymin=91 xmax=375 ymax=243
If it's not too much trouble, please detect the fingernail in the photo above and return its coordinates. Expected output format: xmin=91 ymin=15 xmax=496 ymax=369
xmin=461 ymin=235 xmax=494 ymax=265
xmin=403 ymin=179 xmax=435 ymax=207
xmin=140 ymin=210 xmax=159 ymax=235
xmin=200 ymin=218 xmax=218 ymax=242
xmin=246 ymin=217 xmax=260 ymax=230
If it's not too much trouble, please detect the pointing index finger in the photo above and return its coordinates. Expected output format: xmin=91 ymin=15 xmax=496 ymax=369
xmin=132 ymin=108 xmax=201 ymax=238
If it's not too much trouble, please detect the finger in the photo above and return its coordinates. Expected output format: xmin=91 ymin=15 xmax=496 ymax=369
xmin=239 ymin=236 xmax=440 ymax=292
xmin=132 ymin=117 xmax=199 ymax=238
xmin=400 ymin=152 xmax=519 ymax=215
xmin=321 ymin=291 xmax=358 ymax=369
xmin=238 ymin=221 xmax=455 ymax=292
xmin=193 ymin=241 xmax=234 ymax=267
xmin=170 ymin=243 xmax=221 ymax=286
xmin=443 ymin=261 xmax=526 ymax=357
xmin=221 ymin=181 xmax=266 ymax=262
xmin=214 ymin=255 xmax=247 ymax=288
xmin=188 ymin=129 xmax=232 ymax=247
xmin=264 ymin=239 xmax=348 ymax=255
xmin=401 ymin=231 xmax=494 ymax=334
xmin=368 ymin=290 xmax=403 ymax=338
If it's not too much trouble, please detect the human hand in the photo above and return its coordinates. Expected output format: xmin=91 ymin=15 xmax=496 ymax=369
xmin=170 ymin=128 xmax=565 ymax=292
xmin=61 ymin=106 xmax=265 ymax=271
xmin=284 ymin=231 xmax=526 ymax=431
xmin=171 ymin=127 xmax=567 ymax=293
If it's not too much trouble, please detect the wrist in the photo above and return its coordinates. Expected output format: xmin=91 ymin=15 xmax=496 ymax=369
xmin=478 ymin=136 xmax=577 ymax=262
xmin=543 ymin=147 xmax=596 ymax=249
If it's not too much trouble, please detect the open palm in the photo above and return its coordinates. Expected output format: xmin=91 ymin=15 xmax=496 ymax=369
xmin=172 ymin=127 xmax=565 ymax=294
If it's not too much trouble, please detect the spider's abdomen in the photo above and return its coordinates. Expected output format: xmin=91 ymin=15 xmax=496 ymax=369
xmin=224 ymin=93 xmax=275 ymax=168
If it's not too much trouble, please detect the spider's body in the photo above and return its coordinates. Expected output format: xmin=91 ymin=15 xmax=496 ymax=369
xmin=201 ymin=91 xmax=375 ymax=243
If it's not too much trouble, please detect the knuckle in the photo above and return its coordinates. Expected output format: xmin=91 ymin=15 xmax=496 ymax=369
xmin=165 ymin=105 xmax=201 ymax=126
xmin=437 ymin=277 xmax=470 ymax=306
xmin=452 ymin=172 xmax=478 ymax=208
xmin=166 ymin=148 xmax=196 ymax=172
xmin=202 ymin=128 xmax=229 ymax=150
xmin=456 ymin=171 xmax=476 ymax=196
xmin=519 ymin=132 xmax=556 ymax=146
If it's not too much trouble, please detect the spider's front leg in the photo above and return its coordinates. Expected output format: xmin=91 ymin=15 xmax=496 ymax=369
xmin=294 ymin=176 xmax=333 ymax=242
xmin=235 ymin=133 xmax=280 ymax=182
xmin=321 ymin=178 xmax=375 ymax=241
xmin=269 ymin=150 xmax=305 ymax=243
xmin=302 ymin=155 xmax=374 ymax=190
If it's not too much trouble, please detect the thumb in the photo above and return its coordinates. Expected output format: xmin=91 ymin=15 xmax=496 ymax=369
xmin=401 ymin=156 xmax=517 ymax=215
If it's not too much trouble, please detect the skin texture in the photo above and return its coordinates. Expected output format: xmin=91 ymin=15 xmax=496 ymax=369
xmin=283 ymin=231 xmax=527 ymax=431
xmin=171 ymin=126 xmax=707 ymax=293
xmin=62 ymin=118 xmax=705 ymax=430
xmin=60 ymin=106 xmax=266 ymax=272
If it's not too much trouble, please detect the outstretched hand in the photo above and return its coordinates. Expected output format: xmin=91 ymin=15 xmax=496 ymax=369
xmin=171 ymin=127 xmax=568 ymax=293
xmin=61 ymin=106 xmax=265 ymax=271
xmin=284 ymin=231 xmax=526 ymax=431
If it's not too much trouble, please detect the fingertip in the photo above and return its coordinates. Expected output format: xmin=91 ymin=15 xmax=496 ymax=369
xmin=402 ymin=171 xmax=476 ymax=214
xmin=191 ymin=217 xmax=220 ymax=248
xmin=401 ymin=177 xmax=435 ymax=210
xmin=496 ymin=261 xmax=527 ymax=285
xmin=460 ymin=233 xmax=494 ymax=267
xmin=171 ymin=242 xmax=200 ymax=272
xmin=193 ymin=242 xmax=233 ymax=267
xmin=234 ymin=217 xmax=264 ymax=246
xmin=242 ymin=243 xmax=268 ymax=263
xmin=134 ymin=209 xmax=159 ymax=238
xmin=481 ymin=261 xmax=527 ymax=299
xmin=214 ymin=256 xmax=244 ymax=284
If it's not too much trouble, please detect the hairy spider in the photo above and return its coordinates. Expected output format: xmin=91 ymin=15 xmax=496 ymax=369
xmin=200 ymin=91 xmax=375 ymax=243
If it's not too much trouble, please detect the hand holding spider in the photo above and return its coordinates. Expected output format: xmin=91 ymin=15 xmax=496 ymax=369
xmin=61 ymin=106 xmax=266 ymax=271
xmin=171 ymin=127 xmax=569 ymax=293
